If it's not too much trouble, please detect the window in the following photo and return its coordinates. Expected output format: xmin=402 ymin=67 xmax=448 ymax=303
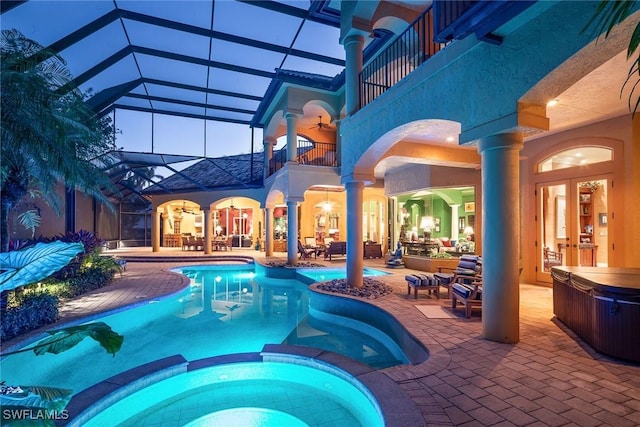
xmin=538 ymin=147 xmax=612 ymax=172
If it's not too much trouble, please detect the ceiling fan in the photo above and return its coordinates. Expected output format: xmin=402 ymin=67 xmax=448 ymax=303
xmin=309 ymin=115 xmax=333 ymax=131
xmin=177 ymin=201 xmax=197 ymax=215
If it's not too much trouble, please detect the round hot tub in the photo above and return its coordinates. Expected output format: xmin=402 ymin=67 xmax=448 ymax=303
xmin=76 ymin=358 xmax=385 ymax=427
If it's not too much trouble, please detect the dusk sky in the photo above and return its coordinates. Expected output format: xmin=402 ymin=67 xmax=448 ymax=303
xmin=2 ymin=0 xmax=345 ymax=162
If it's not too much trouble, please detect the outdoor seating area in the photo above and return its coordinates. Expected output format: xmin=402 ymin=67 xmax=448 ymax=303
xmin=324 ymin=241 xmax=347 ymax=260
xmin=213 ymin=236 xmax=231 ymax=251
xmin=298 ymin=239 xmax=317 ymax=259
xmin=182 ymin=236 xmax=205 ymax=251
xmin=433 ymin=254 xmax=482 ymax=299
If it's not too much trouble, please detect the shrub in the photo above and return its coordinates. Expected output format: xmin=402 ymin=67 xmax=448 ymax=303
xmin=1 ymin=232 xmax=120 ymax=340
xmin=9 ymin=230 xmax=107 ymax=280
xmin=1 ymin=293 xmax=59 ymax=342
xmin=40 ymin=255 xmax=119 ymax=299
xmin=429 ymin=252 xmax=454 ymax=259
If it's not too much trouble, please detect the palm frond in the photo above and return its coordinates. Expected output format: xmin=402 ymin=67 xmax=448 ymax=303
xmin=583 ymin=1 xmax=640 ymax=115
xmin=17 ymin=210 xmax=41 ymax=238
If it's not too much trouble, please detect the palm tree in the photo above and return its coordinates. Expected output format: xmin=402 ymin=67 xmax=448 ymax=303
xmin=1 ymin=29 xmax=117 ymax=252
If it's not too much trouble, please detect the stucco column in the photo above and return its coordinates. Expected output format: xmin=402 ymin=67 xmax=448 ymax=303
xmin=264 ymin=207 xmax=273 ymax=257
xmin=152 ymin=208 xmax=161 ymax=252
xmin=285 ymin=113 xmax=298 ymax=162
xmin=263 ymin=137 xmax=276 ymax=179
xmin=346 ymin=181 xmax=365 ymax=288
xmin=286 ymin=199 xmax=299 ymax=265
xmin=343 ymin=33 xmax=364 ymax=116
xmin=478 ymin=132 xmax=523 ymax=344
xmin=203 ymin=208 xmax=212 ymax=254
xmin=450 ymin=204 xmax=460 ymax=241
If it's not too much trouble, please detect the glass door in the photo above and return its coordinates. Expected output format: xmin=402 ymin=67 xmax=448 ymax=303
xmin=537 ymin=182 xmax=569 ymax=283
xmin=574 ymin=177 xmax=609 ymax=269
xmin=537 ymin=177 xmax=610 ymax=283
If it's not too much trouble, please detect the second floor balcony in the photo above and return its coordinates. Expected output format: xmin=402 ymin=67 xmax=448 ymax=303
xmin=269 ymin=140 xmax=338 ymax=176
xmin=359 ymin=0 xmax=535 ymax=108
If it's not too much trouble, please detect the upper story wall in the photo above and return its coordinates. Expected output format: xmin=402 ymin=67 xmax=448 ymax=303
xmin=340 ymin=1 xmax=624 ymax=178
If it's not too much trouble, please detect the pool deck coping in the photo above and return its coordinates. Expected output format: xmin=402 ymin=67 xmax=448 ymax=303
xmin=64 ymin=346 xmax=422 ymax=427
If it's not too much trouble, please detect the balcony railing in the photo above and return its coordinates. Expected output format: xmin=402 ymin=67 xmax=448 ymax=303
xmin=359 ymin=5 xmax=444 ymax=108
xmin=269 ymin=140 xmax=337 ymax=176
xmin=433 ymin=0 xmax=536 ymax=44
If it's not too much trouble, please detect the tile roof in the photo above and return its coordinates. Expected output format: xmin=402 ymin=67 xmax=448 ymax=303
xmin=143 ymin=152 xmax=263 ymax=194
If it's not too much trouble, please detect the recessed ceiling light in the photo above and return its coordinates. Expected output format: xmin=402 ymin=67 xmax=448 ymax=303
xmin=446 ymin=136 xmax=455 ymax=142
xmin=547 ymin=99 xmax=559 ymax=107
xmin=575 ymin=152 xmax=582 ymax=157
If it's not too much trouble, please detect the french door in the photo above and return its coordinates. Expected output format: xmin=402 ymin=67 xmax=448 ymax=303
xmin=536 ymin=175 xmax=611 ymax=283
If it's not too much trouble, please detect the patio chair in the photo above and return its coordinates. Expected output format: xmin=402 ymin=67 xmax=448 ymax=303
xmin=543 ymin=247 xmax=562 ymax=270
xmin=195 ymin=237 xmax=205 ymax=251
xmin=304 ymin=237 xmax=322 ymax=258
xmin=451 ymin=277 xmax=482 ymax=318
xmin=182 ymin=236 xmax=196 ymax=251
xmin=298 ymin=240 xmax=315 ymax=259
xmin=433 ymin=255 xmax=482 ymax=298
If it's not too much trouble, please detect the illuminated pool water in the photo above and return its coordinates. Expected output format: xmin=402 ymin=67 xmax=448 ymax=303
xmin=297 ymin=267 xmax=389 ymax=283
xmin=2 ymin=265 xmax=407 ymax=397
xmin=81 ymin=361 xmax=384 ymax=427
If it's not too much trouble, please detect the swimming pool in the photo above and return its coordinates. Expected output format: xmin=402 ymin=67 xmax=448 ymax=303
xmin=1 ymin=265 xmax=407 ymax=397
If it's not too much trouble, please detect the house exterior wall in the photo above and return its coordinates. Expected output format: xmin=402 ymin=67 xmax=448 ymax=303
xmin=519 ymin=114 xmax=637 ymax=283
xmin=345 ymin=2 xmax=602 ymax=167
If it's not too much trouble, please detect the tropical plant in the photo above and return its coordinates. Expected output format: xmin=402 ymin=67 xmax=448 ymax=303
xmin=0 ymin=29 xmax=118 ymax=252
xmin=429 ymin=252 xmax=454 ymax=259
xmin=0 ymin=241 xmax=84 ymax=293
xmin=3 ymin=322 xmax=124 ymax=357
xmin=17 ymin=209 xmax=41 ymax=238
xmin=1 ymin=322 xmax=124 ymax=425
xmin=1 ymin=293 xmax=59 ymax=342
xmin=583 ymin=0 xmax=640 ymax=114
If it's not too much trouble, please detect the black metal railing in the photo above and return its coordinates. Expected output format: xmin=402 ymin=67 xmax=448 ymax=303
xmin=359 ymin=5 xmax=445 ymax=108
xmin=433 ymin=0 xmax=477 ymax=42
xmin=433 ymin=0 xmax=535 ymax=44
xmin=268 ymin=140 xmax=337 ymax=176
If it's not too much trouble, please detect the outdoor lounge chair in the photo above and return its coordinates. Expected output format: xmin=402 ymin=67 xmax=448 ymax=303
xmin=433 ymin=254 xmax=482 ymax=298
xmin=304 ymin=237 xmax=323 ymax=258
xmin=451 ymin=277 xmax=482 ymax=318
xmin=298 ymin=240 xmax=315 ymax=259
